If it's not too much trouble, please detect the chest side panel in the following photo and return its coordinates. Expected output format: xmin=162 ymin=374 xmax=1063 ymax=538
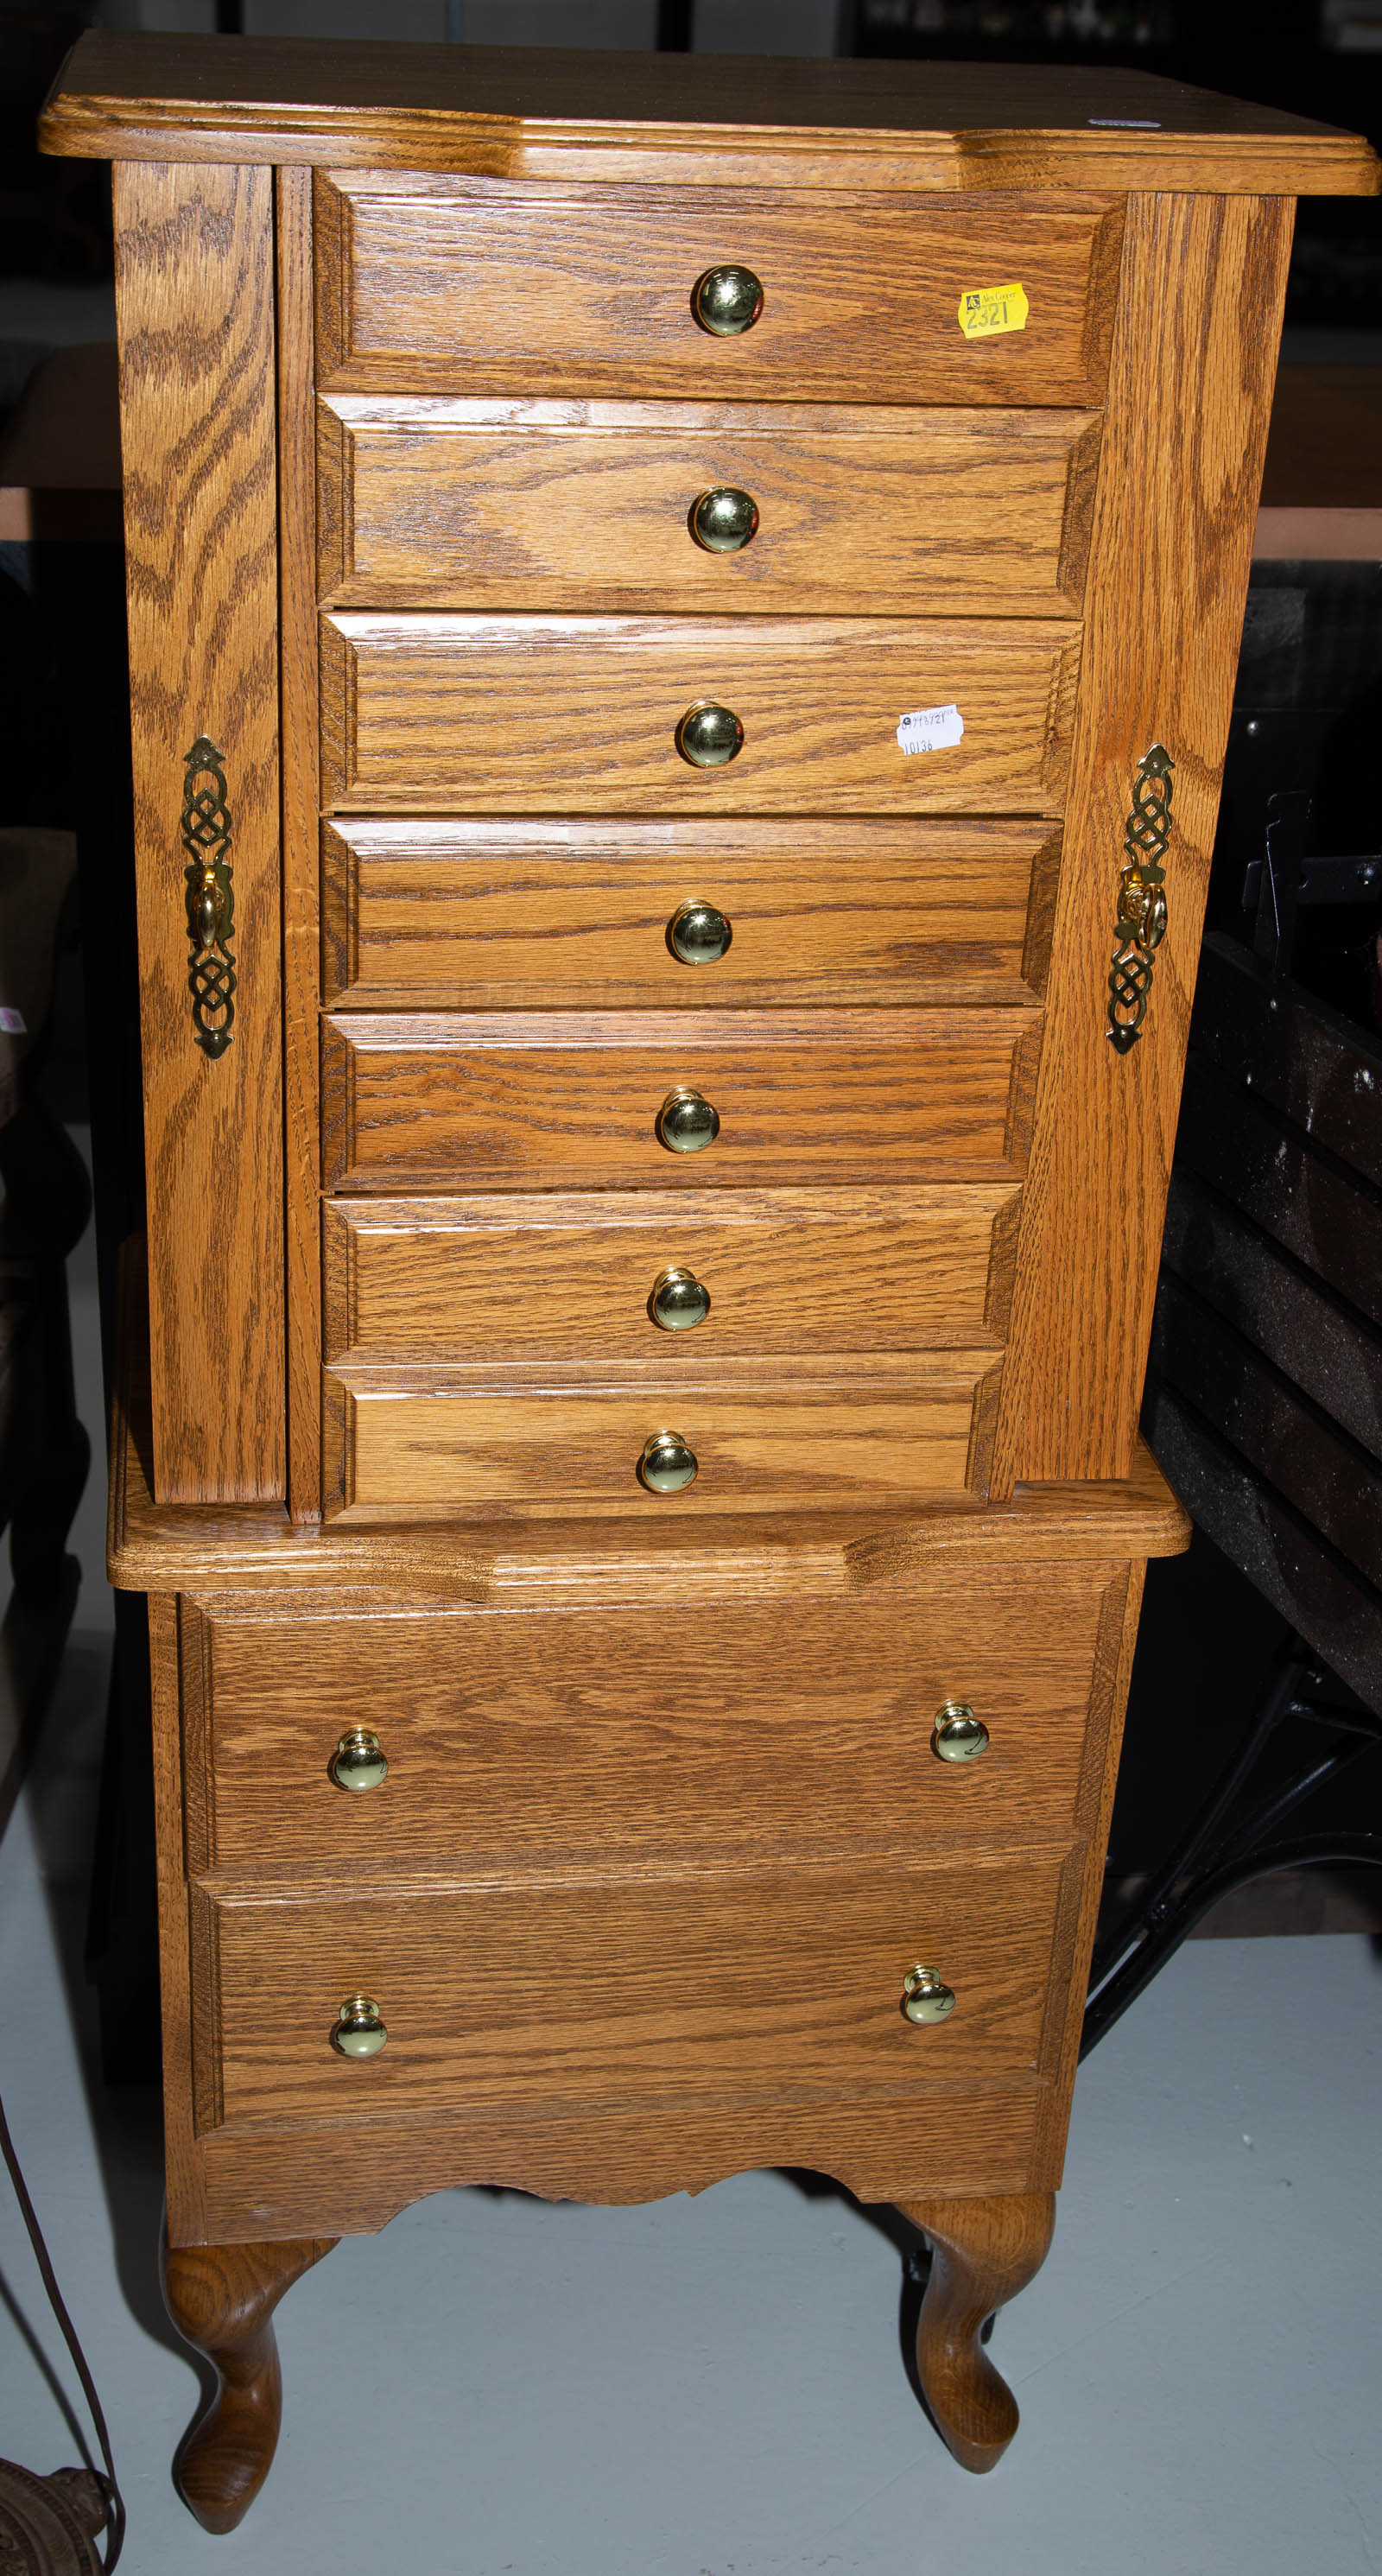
xmin=113 ymin=159 xmax=285 ymax=1501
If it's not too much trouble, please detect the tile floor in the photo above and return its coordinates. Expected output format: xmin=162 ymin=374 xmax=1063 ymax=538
xmin=0 ymin=1149 xmax=1379 ymax=2575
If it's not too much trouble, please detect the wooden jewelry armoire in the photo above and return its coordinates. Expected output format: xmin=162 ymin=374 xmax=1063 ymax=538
xmin=41 ymin=33 xmax=1378 ymax=2533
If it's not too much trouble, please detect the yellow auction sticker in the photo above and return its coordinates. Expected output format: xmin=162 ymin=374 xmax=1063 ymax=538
xmin=957 ymin=282 xmax=1030 ymax=339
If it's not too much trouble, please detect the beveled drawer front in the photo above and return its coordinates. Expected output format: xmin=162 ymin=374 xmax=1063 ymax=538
xmin=322 ymin=819 xmax=1058 ymax=1011
xmin=319 ymin=615 xmax=1081 ymax=816
xmin=183 ymin=1571 xmax=1122 ymax=1878
xmin=323 ymin=1355 xmax=998 ymax=1519
xmin=321 ymin=1011 xmax=1041 ymax=1192
xmin=319 ymin=397 xmax=1101 ymax=615
xmin=315 ymin=173 xmax=1122 ymax=406
xmin=323 ymin=1186 xmax=1019 ymax=1364
xmin=195 ymin=1847 xmax=1078 ymax=2131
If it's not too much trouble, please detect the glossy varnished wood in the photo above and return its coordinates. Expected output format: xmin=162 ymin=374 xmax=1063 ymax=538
xmin=993 ymin=192 xmax=1296 ymax=1488
xmin=113 ymin=162 xmax=284 ymax=1502
xmin=318 ymin=397 xmax=1100 ymax=615
xmin=899 ymin=2191 xmax=1056 ymax=2471
xmin=180 ymin=1566 xmax=1125 ymax=1877
xmin=42 ymin=37 xmax=1381 ymax=195
xmin=320 ymin=1009 xmax=1041 ymax=1192
xmin=321 ymin=818 xmax=1057 ymax=1012
xmin=191 ymin=1846 xmax=1082 ymax=2131
xmin=109 ymin=1271 xmax=1191 ymax=1595
xmin=322 ymin=1352 xmax=999 ymax=1519
xmin=320 ymin=612 xmax=1081 ymax=816
xmin=316 ymin=173 xmax=1122 ymax=406
xmin=162 ymin=2231 xmax=337 ymax=2532
xmin=276 ymin=165 xmax=323 ymax=1524
xmin=193 ymin=2095 xmax=1053 ymax=2239
xmin=321 ymin=1185 xmax=1019 ymax=1363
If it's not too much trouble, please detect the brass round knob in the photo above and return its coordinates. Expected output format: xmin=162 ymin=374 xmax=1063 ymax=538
xmin=650 ymin=1265 xmax=711 ymax=1331
xmin=640 ymin=1431 xmax=699 ymax=1493
xmin=332 ymin=1995 xmax=388 ymax=2058
xmin=932 ymin=1703 xmax=990 ymax=1765
xmin=675 ymin=701 xmax=744 ymax=769
xmin=329 ymin=1727 xmax=390 ymax=1792
xmin=657 ymin=1086 xmax=720 ymax=1153
xmin=668 ymin=898 xmax=732 ymax=965
xmin=692 ymin=264 xmax=764 ymax=337
xmin=902 ymin=1965 xmax=956 ymax=2027
xmin=691 ymin=486 xmax=760 ymax=555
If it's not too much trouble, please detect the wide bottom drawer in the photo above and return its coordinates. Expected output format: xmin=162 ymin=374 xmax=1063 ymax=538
xmin=193 ymin=1849 xmax=1081 ymax=2133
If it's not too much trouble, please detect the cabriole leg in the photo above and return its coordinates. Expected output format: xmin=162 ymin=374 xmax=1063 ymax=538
xmin=161 ymin=2227 xmax=338 ymax=2532
xmin=897 ymin=2190 xmax=1056 ymax=2472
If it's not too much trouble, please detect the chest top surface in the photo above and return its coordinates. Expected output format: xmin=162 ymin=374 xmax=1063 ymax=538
xmin=41 ymin=32 xmax=1380 ymax=194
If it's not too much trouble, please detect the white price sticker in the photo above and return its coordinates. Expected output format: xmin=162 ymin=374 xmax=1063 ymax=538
xmin=897 ymin=703 xmax=964 ymax=756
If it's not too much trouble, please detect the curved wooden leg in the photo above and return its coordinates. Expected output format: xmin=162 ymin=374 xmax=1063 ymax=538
xmin=896 ymin=2191 xmax=1056 ymax=2473
xmin=161 ymin=2226 xmax=338 ymax=2533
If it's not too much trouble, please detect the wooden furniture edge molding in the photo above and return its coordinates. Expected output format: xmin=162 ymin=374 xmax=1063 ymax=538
xmin=40 ymin=35 xmax=1381 ymax=193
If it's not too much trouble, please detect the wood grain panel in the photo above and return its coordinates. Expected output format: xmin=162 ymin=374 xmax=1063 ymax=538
xmin=196 ymin=1847 xmax=1075 ymax=2130
xmin=151 ymin=1596 xmax=205 ymax=2243
xmin=320 ymin=614 xmax=1081 ymax=816
xmin=319 ymin=397 xmax=1101 ymax=615
xmin=321 ymin=817 xmax=1054 ymax=1011
xmin=1032 ymin=1562 xmax=1142 ymax=2179
xmin=185 ymin=1569 xmax=1119 ymax=1878
xmin=316 ymin=174 xmax=1121 ymax=403
xmin=325 ymin=1355 xmax=996 ymax=1519
xmin=113 ymin=162 xmax=283 ymax=1501
xmin=320 ymin=1009 xmax=1039 ymax=1191
xmin=992 ymin=193 xmax=1297 ymax=1488
xmin=322 ymin=1185 xmax=1018 ymax=1362
xmin=196 ymin=2087 xmax=1049 ymax=2238
xmin=276 ymin=166 xmax=322 ymax=1524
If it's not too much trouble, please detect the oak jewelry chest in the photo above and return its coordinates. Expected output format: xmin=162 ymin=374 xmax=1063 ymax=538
xmin=40 ymin=34 xmax=1378 ymax=2533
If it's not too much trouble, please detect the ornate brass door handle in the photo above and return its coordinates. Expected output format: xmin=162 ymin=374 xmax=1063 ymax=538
xmin=1106 ymin=742 xmax=1174 ymax=1054
xmin=182 ymin=735 xmax=236 ymax=1059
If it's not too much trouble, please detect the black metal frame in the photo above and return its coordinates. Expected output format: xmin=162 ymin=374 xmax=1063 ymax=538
xmin=1082 ymin=1640 xmax=1382 ymax=2056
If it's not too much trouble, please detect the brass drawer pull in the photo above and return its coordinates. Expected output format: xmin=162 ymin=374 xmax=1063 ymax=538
xmin=332 ymin=1995 xmax=388 ymax=2058
xmin=690 ymin=485 xmax=759 ymax=554
xmin=657 ymin=1087 xmax=720 ymax=1153
xmin=902 ymin=1965 xmax=957 ymax=2026
xmin=1106 ymin=742 xmax=1174 ymax=1054
xmin=932 ymin=1703 xmax=990 ymax=1764
xmin=676 ymin=701 xmax=744 ymax=768
xmin=181 ymin=735 xmax=236 ymax=1060
xmin=640 ymin=1431 xmax=699 ymax=1493
xmin=650 ymin=1266 xmax=711 ymax=1331
xmin=692 ymin=264 xmax=764 ymax=336
xmin=668 ymin=898 xmax=732 ymax=964
xmin=329 ymin=1728 xmax=390 ymax=1792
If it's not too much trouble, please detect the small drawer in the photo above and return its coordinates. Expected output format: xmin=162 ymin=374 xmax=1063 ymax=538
xmin=320 ymin=1010 xmax=1041 ymax=1192
xmin=318 ymin=397 xmax=1101 ymax=617
xmin=321 ymin=1353 xmax=999 ymax=1520
xmin=322 ymin=1184 xmax=1020 ymax=1365
xmin=193 ymin=1848 xmax=1080 ymax=2132
xmin=320 ymin=612 xmax=1081 ymax=816
xmin=181 ymin=1570 xmax=1124 ymax=1879
xmin=314 ymin=173 xmax=1122 ymax=407
xmin=321 ymin=818 xmax=1058 ymax=1011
